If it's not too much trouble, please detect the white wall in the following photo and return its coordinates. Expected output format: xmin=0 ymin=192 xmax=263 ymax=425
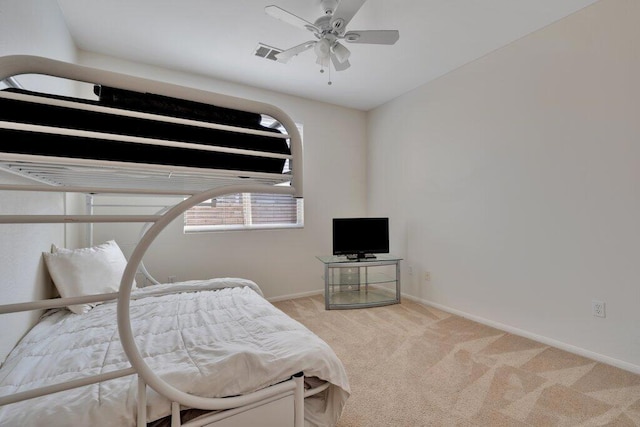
xmin=368 ymin=0 xmax=640 ymax=371
xmin=0 ymin=0 xmax=77 ymax=361
xmin=79 ymin=52 xmax=368 ymax=299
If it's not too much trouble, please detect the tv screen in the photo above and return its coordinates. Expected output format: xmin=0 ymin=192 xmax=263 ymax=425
xmin=332 ymin=217 xmax=389 ymax=258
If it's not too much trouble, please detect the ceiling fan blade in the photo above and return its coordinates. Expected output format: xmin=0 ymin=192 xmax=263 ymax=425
xmin=265 ymin=5 xmax=319 ymax=33
xmin=331 ymin=54 xmax=351 ymax=71
xmin=343 ymin=30 xmax=399 ymax=45
xmin=330 ymin=0 xmax=367 ymax=31
xmin=275 ymin=41 xmax=316 ymax=63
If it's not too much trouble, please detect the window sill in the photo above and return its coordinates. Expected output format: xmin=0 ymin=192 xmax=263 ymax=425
xmin=184 ymin=224 xmax=304 ymax=233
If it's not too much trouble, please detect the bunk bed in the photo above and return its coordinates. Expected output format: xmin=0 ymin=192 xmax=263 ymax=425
xmin=0 ymin=55 xmax=349 ymax=427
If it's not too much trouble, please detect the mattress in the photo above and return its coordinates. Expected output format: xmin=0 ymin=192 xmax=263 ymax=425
xmin=0 ymin=279 xmax=350 ymax=427
xmin=0 ymin=87 xmax=290 ymax=174
xmin=0 ymin=55 xmax=303 ymax=195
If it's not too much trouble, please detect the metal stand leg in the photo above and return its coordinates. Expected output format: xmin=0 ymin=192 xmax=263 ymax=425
xmin=324 ymin=264 xmax=330 ymax=310
xmin=364 ymin=266 xmax=368 ymax=294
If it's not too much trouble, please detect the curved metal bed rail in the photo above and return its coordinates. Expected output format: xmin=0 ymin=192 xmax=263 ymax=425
xmin=117 ymin=183 xmax=296 ymax=412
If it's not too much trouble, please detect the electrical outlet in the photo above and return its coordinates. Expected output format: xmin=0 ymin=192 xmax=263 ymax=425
xmin=592 ymin=300 xmax=606 ymax=318
xmin=424 ymin=272 xmax=431 ymax=282
xmin=168 ymin=275 xmax=176 ymax=283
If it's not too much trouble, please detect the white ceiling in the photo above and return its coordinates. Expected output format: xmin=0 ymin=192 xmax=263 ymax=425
xmin=56 ymin=0 xmax=599 ymax=111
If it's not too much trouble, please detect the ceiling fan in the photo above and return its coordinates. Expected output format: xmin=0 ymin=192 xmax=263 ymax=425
xmin=264 ymin=0 xmax=399 ymax=78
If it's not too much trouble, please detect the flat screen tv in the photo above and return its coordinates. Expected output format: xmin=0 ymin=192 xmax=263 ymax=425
xmin=332 ymin=217 xmax=389 ymax=259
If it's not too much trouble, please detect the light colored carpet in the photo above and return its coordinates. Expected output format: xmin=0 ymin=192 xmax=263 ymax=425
xmin=274 ymin=295 xmax=640 ymax=426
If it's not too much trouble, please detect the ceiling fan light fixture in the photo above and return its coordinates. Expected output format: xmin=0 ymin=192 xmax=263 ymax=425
xmin=314 ymin=38 xmax=331 ymax=59
xmin=316 ymin=54 xmax=330 ymax=68
xmin=332 ymin=42 xmax=350 ymax=64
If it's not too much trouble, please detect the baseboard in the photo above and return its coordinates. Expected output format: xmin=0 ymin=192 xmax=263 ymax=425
xmin=267 ymin=289 xmax=323 ymax=303
xmin=402 ymin=293 xmax=640 ymax=375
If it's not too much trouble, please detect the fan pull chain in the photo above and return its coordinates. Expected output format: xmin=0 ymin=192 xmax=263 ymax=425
xmin=319 ymin=64 xmax=332 ymax=85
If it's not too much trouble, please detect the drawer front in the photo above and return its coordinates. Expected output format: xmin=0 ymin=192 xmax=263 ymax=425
xmin=204 ymin=394 xmax=295 ymax=427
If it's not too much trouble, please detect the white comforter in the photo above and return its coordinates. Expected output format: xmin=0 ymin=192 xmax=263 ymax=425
xmin=0 ymin=278 xmax=350 ymax=427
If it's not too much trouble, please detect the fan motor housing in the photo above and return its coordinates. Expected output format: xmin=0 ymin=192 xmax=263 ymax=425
xmin=314 ymin=15 xmax=332 ymax=32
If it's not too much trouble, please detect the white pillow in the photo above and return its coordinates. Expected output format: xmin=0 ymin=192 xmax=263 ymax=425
xmin=43 ymin=240 xmax=136 ymax=314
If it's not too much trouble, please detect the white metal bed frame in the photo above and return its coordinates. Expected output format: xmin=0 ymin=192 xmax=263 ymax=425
xmin=0 ymin=55 xmax=323 ymax=427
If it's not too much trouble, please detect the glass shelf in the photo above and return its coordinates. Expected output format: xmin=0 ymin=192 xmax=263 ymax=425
xmin=327 ymin=271 xmax=396 ymax=286
xmin=316 ymin=254 xmax=403 ymax=265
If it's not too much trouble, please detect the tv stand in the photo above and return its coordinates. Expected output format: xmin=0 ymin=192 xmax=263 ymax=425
xmin=316 ymin=254 xmax=402 ymax=310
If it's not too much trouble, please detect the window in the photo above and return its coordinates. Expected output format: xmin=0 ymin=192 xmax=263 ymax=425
xmin=184 ymin=119 xmax=303 ymax=233
xmin=184 ymin=193 xmax=303 ymax=232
